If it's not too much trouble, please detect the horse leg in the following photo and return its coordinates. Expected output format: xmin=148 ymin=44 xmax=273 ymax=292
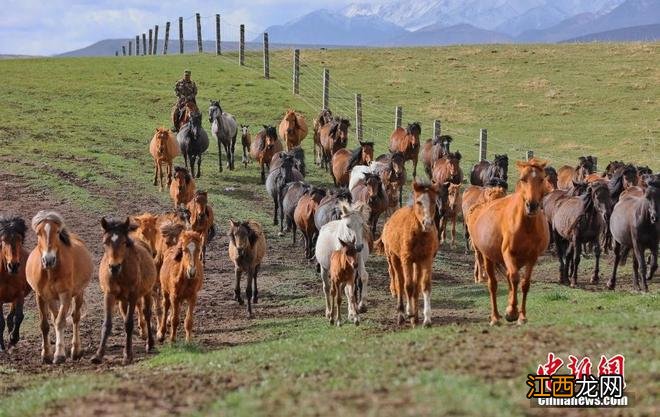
xmin=169 ymin=295 xmax=180 ymax=343
xmin=439 ymin=216 xmax=447 ymax=245
xmin=502 ymin=254 xmax=520 ymax=323
xmin=571 ymin=239 xmax=581 ymax=288
xmin=153 ymin=160 xmax=159 ymax=187
xmin=401 ymin=261 xmax=416 ymax=326
xmin=0 ymin=305 xmax=5 ymax=352
xmin=167 ymin=161 xmax=173 ymax=186
xmin=260 ymin=162 xmax=266 ymax=184
xmin=36 ymin=295 xmax=52 ymax=363
xmin=633 ymin=241 xmax=648 ymax=292
xmin=252 ymin=264 xmax=260 ymax=304
xmin=273 ymin=192 xmax=279 ymax=226
xmin=518 ymin=265 xmax=533 ymax=325
xmin=591 ymin=241 xmax=601 ymax=284
xmin=52 ymin=293 xmax=71 ymax=364
xmin=157 ymin=291 xmax=170 ymax=343
xmin=291 ymin=221 xmax=297 ymax=245
xmin=184 ymin=296 xmax=196 ymax=343
xmin=632 ymin=255 xmax=641 ymax=291
xmin=484 ymin=259 xmax=501 ymax=326
xmin=70 ymin=294 xmax=83 ymax=360
xmin=121 ymin=297 xmax=137 ymax=365
xmin=217 ymin=138 xmax=223 ymax=173
xmin=347 ymin=282 xmax=359 ymax=325
xmin=357 ymin=258 xmax=369 ymax=313
xmin=196 ymin=154 xmax=202 ymax=178
xmin=142 ymin=293 xmax=155 ymax=352
xmin=321 ymin=266 xmax=331 ymax=319
xmin=607 ymin=242 xmax=622 ymax=290
xmin=421 ymin=262 xmax=432 ymax=327
xmin=329 ymin=282 xmax=337 ymax=325
xmin=234 ymin=267 xmax=244 ymax=305
xmin=412 ymin=156 xmax=418 ymax=178
xmin=451 ymin=215 xmax=457 ymax=248
xmin=245 ymin=266 xmax=254 ymax=318
xmin=91 ymin=293 xmax=114 ymax=364
xmin=230 ymin=139 xmax=236 ymax=170
xmin=647 ymin=245 xmax=657 ymax=283
xmin=335 ymin=283 xmax=343 ymax=327
xmin=8 ymin=299 xmax=24 ymax=350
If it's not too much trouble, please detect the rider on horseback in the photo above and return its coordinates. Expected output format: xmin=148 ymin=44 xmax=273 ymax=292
xmin=172 ymin=69 xmax=198 ymax=131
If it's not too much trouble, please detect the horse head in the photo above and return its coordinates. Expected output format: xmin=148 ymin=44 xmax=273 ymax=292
xmin=337 ymin=201 xmax=369 ymax=252
xmin=412 ymin=181 xmax=438 ymax=232
xmin=515 ymin=158 xmax=548 ymax=216
xmin=188 ymin=111 xmax=203 ymax=139
xmin=31 ymin=210 xmax=71 ymax=270
xmin=188 ymin=191 xmax=210 ymax=228
xmin=337 ymin=237 xmax=360 ymax=270
xmin=543 ymin=166 xmax=558 ymax=191
xmin=644 ymin=175 xmax=660 ymax=224
xmin=406 ymin=122 xmax=422 ymax=148
xmin=493 ymin=154 xmax=509 ymax=181
xmin=359 ymin=141 xmax=374 ymax=165
xmin=240 ymin=124 xmax=250 ymax=136
xmin=228 ymin=220 xmax=258 ymax=258
xmin=208 ymin=100 xmax=222 ymax=124
xmin=589 ymin=181 xmax=613 ymax=228
xmin=363 ymin=172 xmax=382 ymax=201
xmin=174 ymin=231 xmax=203 ymax=278
xmin=284 ymin=110 xmax=297 ymax=136
xmin=0 ymin=216 xmax=26 ymax=275
xmin=447 ymin=183 xmax=461 ymax=208
xmin=100 ymin=217 xmax=137 ymax=276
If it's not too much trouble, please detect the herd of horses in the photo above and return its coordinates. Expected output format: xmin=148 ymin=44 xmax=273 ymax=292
xmin=0 ymin=101 xmax=657 ymax=365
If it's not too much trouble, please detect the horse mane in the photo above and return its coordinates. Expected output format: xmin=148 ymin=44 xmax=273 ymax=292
xmin=265 ymin=125 xmax=277 ymax=139
xmin=193 ymin=190 xmax=208 ymax=205
xmin=159 ymin=221 xmax=184 ymax=240
xmin=101 ymin=217 xmax=135 ymax=246
xmin=485 ymin=177 xmax=508 ymax=190
xmin=174 ymin=166 xmax=192 ymax=184
xmin=330 ymin=187 xmax=353 ymax=203
xmin=0 ymin=216 xmax=27 ymax=240
xmin=406 ymin=122 xmax=421 ymax=136
xmin=31 ymin=210 xmax=65 ymax=231
xmin=347 ymin=145 xmax=364 ymax=170
xmin=447 ymin=151 xmax=462 ymax=161
xmin=636 ymin=165 xmax=652 ymax=176
xmin=544 ymin=166 xmax=557 ymax=177
xmin=494 ymin=154 xmax=508 ymax=165
xmin=432 ymin=134 xmax=453 ymax=146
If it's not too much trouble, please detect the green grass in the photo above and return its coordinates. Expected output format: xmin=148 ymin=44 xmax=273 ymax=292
xmin=0 ymin=43 xmax=658 ymax=416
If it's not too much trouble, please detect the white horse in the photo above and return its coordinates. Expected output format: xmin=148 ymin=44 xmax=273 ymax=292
xmin=315 ymin=201 xmax=371 ymax=319
xmin=348 ymin=161 xmax=390 ymax=191
xmin=209 ymin=100 xmax=238 ymax=172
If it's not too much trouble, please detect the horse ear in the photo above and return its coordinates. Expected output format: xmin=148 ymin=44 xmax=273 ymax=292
xmin=248 ymin=229 xmax=258 ymax=247
xmin=412 ymin=181 xmax=424 ymax=193
xmin=59 ymin=228 xmax=71 ymax=246
xmin=101 ymin=217 xmax=109 ymax=231
xmin=515 ymin=160 xmax=527 ymax=172
xmin=338 ymin=238 xmax=348 ymax=248
xmin=174 ymin=247 xmax=183 ymax=262
xmin=455 ymin=151 xmax=462 ymax=160
xmin=228 ymin=219 xmax=238 ymax=229
xmin=339 ymin=201 xmax=351 ymax=217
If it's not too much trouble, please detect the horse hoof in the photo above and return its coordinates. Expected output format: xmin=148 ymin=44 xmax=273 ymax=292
xmin=336 ymin=321 xmax=342 ymax=327
xmin=358 ymin=304 xmax=368 ymax=313
xmin=236 ymin=298 xmax=244 ymax=306
xmin=278 ymin=232 xmax=284 ymax=237
xmin=329 ymin=318 xmax=334 ymax=325
xmin=53 ymin=355 xmax=66 ymax=365
xmin=517 ymin=317 xmax=527 ymax=326
xmin=354 ymin=318 xmax=360 ymax=326
xmin=505 ymin=312 xmax=519 ymax=322
xmin=325 ymin=311 xmax=332 ymax=319
xmin=423 ymin=319 xmax=432 ymax=328
xmin=157 ymin=333 xmax=165 ymax=343
xmin=71 ymin=350 xmax=83 ymax=361
xmin=90 ymin=355 xmax=102 ymax=364
xmin=606 ymin=282 xmax=615 ymax=290
xmin=252 ymin=297 xmax=258 ymax=304
xmin=590 ymin=277 xmax=599 ymax=284
xmin=489 ymin=316 xmax=501 ymax=326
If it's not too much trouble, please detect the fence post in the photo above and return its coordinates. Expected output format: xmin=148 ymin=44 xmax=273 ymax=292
xmin=196 ymin=13 xmax=203 ymax=53
xmin=136 ymin=35 xmax=140 ymax=55
xmin=479 ymin=128 xmax=488 ymax=161
xmin=153 ymin=25 xmax=159 ymax=55
xmin=215 ymin=14 xmax=221 ymax=55
xmin=593 ymin=157 xmax=598 ymax=171
xmin=433 ymin=120 xmax=441 ymax=139
xmin=355 ymin=94 xmax=363 ymax=142
xmin=322 ymin=68 xmax=329 ymax=110
xmin=122 ymin=46 xmax=126 ymax=56
xmin=292 ymin=49 xmax=300 ymax=94
xmin=128 ymin=41 xmax=132 ymax=56
xmin=395 ymin=106 xmax=402 ymax=129
xmin=115 ymin=51 xmax=119 ymax=56
xmin=263 ymin=33 xmax=270 ymax=79
xmin=179 ymin=17 xmax=184 ymax=54
xmin=142 ymin=33 xmax=146 ymax=56
xmin=148 ymin=29 xmax=153 ymax=55
xmin=526 ymin=150 xmax=534 ymax=161
xmin=164 ymin=21 xmax=170 ymax=54
xmin=239 ymin=24 xmax=245 ymax=66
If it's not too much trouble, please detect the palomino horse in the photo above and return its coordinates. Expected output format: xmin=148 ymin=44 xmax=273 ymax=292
xmin=279 ymin=109 xmax=308 ymax=150
xmin=91 ymin=218 xmax=156 ymax=365
xmin=172 ymin=101 xmax=198 ymax=132
xmin=313 ymin=109 xmax=333 ymax=166
xmin=608 ymin=175 xmax=659 ymax=291
xmin=557 ymin=156 xmax=597 ymax=191
xmin=468 ymin=159 xmax=550 ymax=326
xmin=150 ymin=127 xmax=179 ymax=191
xmin=331 ymin=141 xmax=374 ymax=187
xmin=379 ymin=181 xmax=439 ymax=327
xmin=470 ymin=154 xmax=508 ymax=186
xmin=420 ymin=135 xmax=453 ymax=178
xmin=431 ymin=151 xmax=463 ymax=185
xmin=209 ymin=100 xmax=238 ymax=172
xmin=0 ymin=216 xmax=30 ymax=352
xmin=177 ymin=111 xmax=209 ymax=179
xmin=26 ymin=211 xmax=93 ymax=364
xmin=250 ymin=125 xmax=283 ymax=184
xmin=389 ymin=122 xmax=421 ymax=178
xmin=228 ymin=220 xmax=267 ymax=318
xmin=319 ymin=117 xmax=350 ymax=171
xmin=240 ymin=125 xmax=251 ymax=167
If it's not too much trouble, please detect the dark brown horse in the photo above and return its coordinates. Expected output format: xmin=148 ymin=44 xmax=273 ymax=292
xmin=544 ymin=166 xmax=558 ymax=191
xmin=351 ymin=172 xmax=388 ymax=237
xmin=470 ymin=154 xmax=508 ymax=186
xmin=319 ymin=117 xmax=350 ymax=171
xmin=374 ymin=152 xmax=407 ymax=207
xmin=431 ymin=151 xmax=463 ymax=185
xmin=250 ymin=125 xmax=283 ymax=184
xmin=313 ymin=109 xmax=333 ymax=166
xmin=331 ymin=141 xmax=374 ymax=187
xmin=389 ymin=122 xmax=421 ymax=178
xmin=557 ymin=156 xmax=597 ymax=191
xmin=420 ymin=135 xmax=452 ymax=178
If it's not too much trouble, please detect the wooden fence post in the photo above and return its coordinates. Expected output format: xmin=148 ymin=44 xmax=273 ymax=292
xmin=395 ymin=106 xmax=402 ymax=129
xmin=292 ymin=49 xmax=300 ymax=94
xmin=263 ymin=33 xmax=269 ymax=79
xmin=479 ymin=128 xmax=488 ymax=161
xmin=433 ymin=120 xmax=441 ymax=139
xmin=322 ymin=68 xmax=329 ymax=110
xmin=115 ymin=51 xmax=119 ymax=56
xmin=196 ymin=13 xmax=202 ymax=53
xmin=128 ymin=41 xmax=132 ymax=56
xmin=142 ymin=33 xmax=146 ymax=56
xmin=153 ymin=25 xmax=159 ymax=55
xmin=355 ymin=94 xmax=363 ymax=142
xmin=239 ymin=24 xmax=245 ymax=66
xmin=122 ymin=46 xmax=126 ymax=56
xmin=593 ymin=157 xmax=598 ymax=171
xmin=135 ymin=35 xmax=140 ymax=55
xmin=215 ymin=14 xmax=221 ymax=55
xmin=526 ymin=150 xmax=534 ymax=161
xmin=179 ymin=17 xmax=184 ymax=54
xmin=164 ymin=21 xmax=170 ymax=54
xmin=148 ymin=29 xmax=153 ymax=55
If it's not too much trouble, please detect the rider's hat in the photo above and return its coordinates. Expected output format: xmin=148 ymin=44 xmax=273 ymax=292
xmin=183 ymin=69 xmax=191 ymax=75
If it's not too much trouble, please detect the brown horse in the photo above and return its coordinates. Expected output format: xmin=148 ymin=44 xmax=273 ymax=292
xmin=250 ymin=125 xmax=283 ymax=184
xmin=278 ymin=110 xmax=308 ymax=150
xmin=294 ymin=187 xmax=327 ymax=259
xmin=468 ymin=159 xmax=550 ymax=326
xmin=431 ymin=151 xmax=463 ymax=185
xmin=557 ymin=156 xmax=597 ymax=191
xmin=150 ymin=128 xmax=180 ymax=191
xmin=375 ymin=152 xmax=407 ymax=207
xmin=313 ymin=109 xmax=333 ymax=166
xmin=170 ymin=166 xmax=196 ymax=209
xmin=331 ymin=142 xmax=374 ymax=187
xmin=389 ymin=122 xmax=421 ymax=178
xmin=329 ymin=238 xmax=361 ymax=326
xmin=470 ymin=155 xmax=508 ymax=186
xmin=158 ymin=231 xmax=204 ymax=343
xmin=26 ymin=211 xmax=93 ymax=364
xmin=379 ymin=181 xmax=438 ymax=327
xmin=420 ymin=135 xmax=453 ymax=178
xmin=544 ymin=166 xmax=559 ymax=191
xmin=187 ymin=190 xmax=215 ymax=264
xmin=0 ymin=216 xmax=30 ymax=352
xmin=91 ymin=217 xmax=156 ymax=365
xmin=228 ymin=220 xmax=266 ymax=318
xmin=351 ymin=172 xmax=388 ymax=237
xmin=439 ymin=183 xmax=462 ymax=247
xmin=319 ymin=117 xmax=350 ymax=171
xmin=240 ymin=125 xmax=251 ymax=168
xmin=172 ymin=101 xmax=199 ymax=132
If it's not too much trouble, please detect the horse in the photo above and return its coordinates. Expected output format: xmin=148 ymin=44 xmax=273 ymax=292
xmin=250 ymin=125 xmax=283 ymax=184
xmin=636 ymin=166 xmax=653 ymax=186
xmin=329 ymin=238 xmax=361 ymax=326
xmin=378 ymin=181 xmax=439 ymax=327
xmin=331 ymin=141 xmax=374 ymax=187
xmin=544 ymin=166 xmax=559 ymax=191
xmin=431 ymin=151 xmax=463 ymax=185
xmin=557 ymin=156 xmax=597 ymax=190
xmin=375 ymin=152 xmax=407 ymax=207
xmin=608 ymin=175 xmax=659 ymax=292
xmin=270 ymin=147 xmax=306 ymax=177
xmin=280 ymin=181 xmax=311 ymax=240
xmin=239 ymin=125 xmax=252 ymax=167
xmin=389 ymin=122 xmax=421 ymax=178
xmin=158 ymin=231 xmax=204 ymax=343
xmin=177 ymin=110 xmax=209 ymax=178
xmin=266 ymin=154 xmax=304 ymax=228
xmin=209 ymin=100 xmax=238 ymax=172
xmin=313 ymin=109 xmax=333 ymax=166
xmin=0 ymin=216 xmax=30 ymax=352
xmin=605 ymin=161 xmax=626 ymax=179
xmin=468 ymin=159 xmax=550 ymax=326
xmin=228 ymin=220 xmax=266 ymax=318
xmin=91 ymin=217 xmax=156 ymax=365
xmin=279 ymin=109 xmax=308 ymax=150
xmin=319 ymin=117 xmax=350 ymax=171
xmin=169 ymin=166 xmax=196 ymax=209
xmin=351 ymin=172 xmax=388 ymax=237
xmin=551 ymin=181 xmax=612 ymax=287
xmin=315 ymin=201 xmax=370 ymax=316
xmin=26 ymin=211 xmax=93 ymax=364
xmin=172 ymin=100 xmax=198 ymax=132
xmin=294 ymin=187 xmax=327 ymax=259
xmin=187 ymin=190 xmax=216 ymax=264
xmin=149 ymin=128 xmax=180 ymax=191
xmin=314 ymin=188 xmax=353 ymax=234
xmin=439 ymin=183 xmax=462 ymax=247
xmin=470 ymin=154 xmax=508 ymax=186
xmin=542 ymin=181 xmax=589 ymax=254
xmin=420 ymin=135 xmax=453 ymax=178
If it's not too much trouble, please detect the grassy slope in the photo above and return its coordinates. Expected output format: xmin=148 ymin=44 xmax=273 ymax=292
xmin=0 ymin=44 xmax=658 ymax=417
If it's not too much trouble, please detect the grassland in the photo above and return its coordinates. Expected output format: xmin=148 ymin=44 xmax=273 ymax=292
xmin=0 ymin=43 xmax=658 ymax=417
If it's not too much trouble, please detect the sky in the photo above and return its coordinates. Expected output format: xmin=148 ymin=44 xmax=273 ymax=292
xmin=0 ymin=0 xmax=365 ymax=55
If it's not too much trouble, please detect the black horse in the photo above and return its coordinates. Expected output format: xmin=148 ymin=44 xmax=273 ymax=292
xmin=470 ymin=154 xmax=508 ymax=186
xmin=177 ymin=111 xmax=209 ymax=178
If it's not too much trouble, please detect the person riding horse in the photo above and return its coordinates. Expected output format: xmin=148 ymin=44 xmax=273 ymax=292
xmin=172 ymin=69 xmax=198 ymax=131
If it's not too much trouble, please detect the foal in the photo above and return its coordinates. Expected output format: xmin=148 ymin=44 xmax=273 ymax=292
xmin=228 ymin=220 xmax=267 ymax=318
xmin=329 ymin=239 xmax=361 ymax=326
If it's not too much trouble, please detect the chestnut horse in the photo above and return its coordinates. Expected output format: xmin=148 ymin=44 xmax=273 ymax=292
xmin=26 ymin=211 xmax=93 ymax=364
xmin=331 ymin=141 xmax=374 ymax=187
xmin=468 ymin=159 xmax=550 ymax=326
xmin=187 ymin=190 xmax=215 ymax=264
xmin=378 ymin=181 xmax=439 ymax=327
xmin=420 ymin=135 xmax=453 ymax=178
xmin=329 ymin=238 xmax=361 ymax=326
xmin=313 ymin=109 xmax=333 ymax=166
xmin=0 ymin=216 xmax=30 ymax=352
xmin=150 ymin=128 xmax=180 ymax=191
xmin=279 ymin=109 xmax=308 ymax=150
xmin=389 ymin=122 xmax=421 ymax=178
xmin=92 ymin=218 xmax=156 ymax=365
xmin=172 ymin=101 xmax=198 ymax=132
xmin=294 ymin=187 xmax=327 ymax=259
xmin=462 ymin=179 xmax=509 ymax=251
xmin=250 ymin=125 xmax=283 ymax=184
xmin=228 ymin=220 xmax=266 ymax=318
xmin=431 ymin=151 xmax=463 ymax=185
xmin=319 ymin=117 xmax=350 ymax=171
xmin=170 ymin=166 xmax=196 ymax=209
